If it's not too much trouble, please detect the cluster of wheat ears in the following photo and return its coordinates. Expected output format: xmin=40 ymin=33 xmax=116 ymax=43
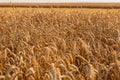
xmin=0 ymin=8 xmax=120 ymax=80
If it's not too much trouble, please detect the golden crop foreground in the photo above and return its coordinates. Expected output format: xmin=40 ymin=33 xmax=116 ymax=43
xmin=0 ymin=8 xmax=120 ymax=80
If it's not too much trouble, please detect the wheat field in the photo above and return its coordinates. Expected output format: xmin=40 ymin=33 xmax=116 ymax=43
xmin=0 ymin=8 xmax=120 ymax=80
xmin=0 ymin=3 xmax=120 ymax=8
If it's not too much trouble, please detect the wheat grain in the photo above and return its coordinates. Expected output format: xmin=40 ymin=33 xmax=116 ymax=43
xmin=0 ymin=8 xmax=120 ymax=80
